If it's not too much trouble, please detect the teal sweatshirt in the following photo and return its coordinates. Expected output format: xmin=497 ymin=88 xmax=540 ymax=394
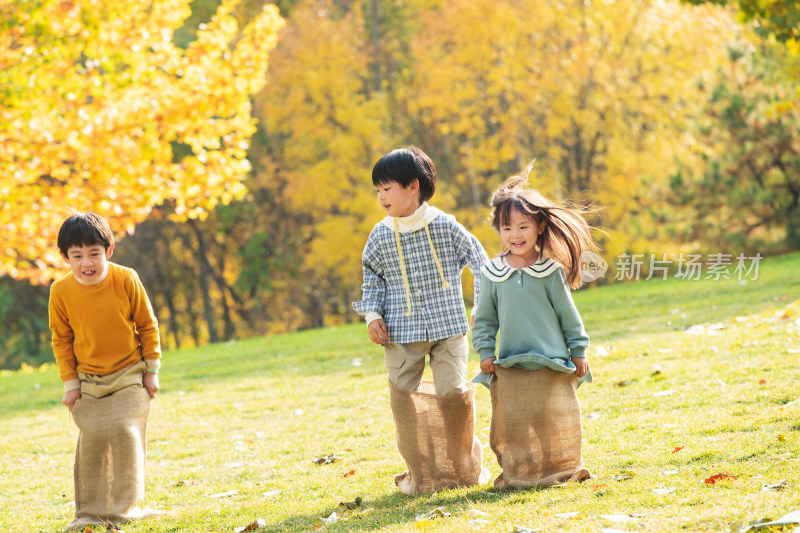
xmin=470 ymin=255 xmax=591 ymax=387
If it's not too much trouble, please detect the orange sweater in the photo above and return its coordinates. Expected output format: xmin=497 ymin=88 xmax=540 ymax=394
xmin=49 ymin=262 xmax=161 ymax=385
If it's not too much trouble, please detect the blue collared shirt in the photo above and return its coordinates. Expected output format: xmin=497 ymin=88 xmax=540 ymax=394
xmin=352 ymin=213 xmax=487 ymax=343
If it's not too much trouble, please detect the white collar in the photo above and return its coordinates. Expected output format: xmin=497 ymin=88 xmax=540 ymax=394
xmin=379 ymin=202 xmax=445 ymax=234
xmin=481 ymin=255 xmax=561 ymax=282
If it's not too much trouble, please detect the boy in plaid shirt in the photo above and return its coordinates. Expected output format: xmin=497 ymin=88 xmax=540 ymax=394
xmin=353 ymin=146 xmax=489 ymax=493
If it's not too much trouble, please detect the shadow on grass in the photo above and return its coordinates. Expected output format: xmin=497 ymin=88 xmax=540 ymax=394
xmin=261 ymin=485 xmax=539 ymax=532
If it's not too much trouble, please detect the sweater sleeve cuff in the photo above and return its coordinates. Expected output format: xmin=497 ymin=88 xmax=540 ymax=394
xmin=144 ymin=358 xmax=161 ymax=371
xmin=570 ymin=346 xmax=587 ymax=359
xmin=64 ymin=379 xmax=80 ymax=392
xmin=365 ymin=312 xmax=383 ymax=326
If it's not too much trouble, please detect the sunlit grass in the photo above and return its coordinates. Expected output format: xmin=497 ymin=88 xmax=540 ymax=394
xmin=1 ymin=252 xmax=799 ymax=532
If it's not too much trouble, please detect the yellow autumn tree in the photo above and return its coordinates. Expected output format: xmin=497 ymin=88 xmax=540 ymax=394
xmin=0 ymin=0 xmax=284 ymax=283
xmin=254 ymin=0 xmax=397 ymax=325
xmin=407 ymin=0 xmax=739 ymax=259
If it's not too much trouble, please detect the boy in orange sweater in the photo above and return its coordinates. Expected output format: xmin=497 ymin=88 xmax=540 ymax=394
xmin=49 ymin=212 xmax=163 ymax=531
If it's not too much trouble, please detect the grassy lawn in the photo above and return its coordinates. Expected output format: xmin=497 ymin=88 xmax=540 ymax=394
xmin=1 ymin=252 xmax=799 ymax=532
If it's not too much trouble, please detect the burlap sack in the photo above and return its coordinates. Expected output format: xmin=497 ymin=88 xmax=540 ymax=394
xmin=490 ymin=365 xmax=590 ymax=489
xmin=390 ymin=380 xmax=490 ymax=494
xmin=67 ymin=386 xmax=156 ymax=531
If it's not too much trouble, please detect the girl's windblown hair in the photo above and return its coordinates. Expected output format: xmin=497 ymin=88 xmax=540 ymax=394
xmin=490 ymin=162 xmax=599 ymax=289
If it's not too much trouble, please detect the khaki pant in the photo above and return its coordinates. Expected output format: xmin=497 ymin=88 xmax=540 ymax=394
xmin=384 ymin=334 xmax=469 ymax=396
xmin=78 ymin=359 xmax=146 ymax=399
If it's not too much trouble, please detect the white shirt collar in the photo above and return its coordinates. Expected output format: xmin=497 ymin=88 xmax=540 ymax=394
xmin=481 ymin=255 xmax=561 ymax=282
xmin=379 ymin=202 xmax=445 ymax=233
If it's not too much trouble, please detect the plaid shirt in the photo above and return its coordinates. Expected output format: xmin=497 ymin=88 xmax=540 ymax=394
xmin=352 ymin=213 xmax=488 ymax=343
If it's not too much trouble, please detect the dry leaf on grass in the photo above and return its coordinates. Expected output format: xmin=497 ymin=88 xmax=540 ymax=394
xmin=704 ymin=472 xmax=736 ymax=484
xmin=733 ymin=510 xmax=800 ymax=532
xmin=761 ymin=480 xmax=788 ymax=492
xmin=415 ymin=507 xmax=451 ymax=521
xmin=612 ymin=470 xmax=636 ymax=481
xmin=234 ymin=517 xmax=266 ymax=532
xmin=654 ymin=389 xmax=676 ymax=397
xmin=343 ymin=469 xmax=356 ymax=477
xmin=338 ymin=496 xmax=362 ymax=510
xmin=206 ymin=489 xmax=239 ymax=498
xmin=672 ymin=446 xmax=685 ymax=453
xmin=312 ymin=454 xmax=341 ymax=464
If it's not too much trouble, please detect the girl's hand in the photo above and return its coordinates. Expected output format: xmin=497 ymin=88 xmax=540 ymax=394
xmin=480 ymin=357 xmax=497 ymax=374
xmin=62 ymin=388 xmax=81 ymax=410
xmin=368 ymin=319 xmax=388 ymax=345
xmin=143 ymin=372 xmax=160 ymax=398
xmin=572 ymin=357 xmax=589 ymax=378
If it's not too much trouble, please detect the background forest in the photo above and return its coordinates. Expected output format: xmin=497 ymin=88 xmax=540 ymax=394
xmin=2 ymin=0 xmax=799 ymax=369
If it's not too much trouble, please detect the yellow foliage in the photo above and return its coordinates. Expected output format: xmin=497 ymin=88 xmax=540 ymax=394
xmin=1 ymin=0 xmax=284 ymax=283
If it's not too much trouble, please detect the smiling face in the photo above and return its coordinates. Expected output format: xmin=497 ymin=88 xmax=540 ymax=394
xmin=61 ymin=243 xmax=114 ymax=285
xmin=375 ymin=179 xmax=422 ymax=218
xmin=499 ymin=208 xmax=543 ymax=267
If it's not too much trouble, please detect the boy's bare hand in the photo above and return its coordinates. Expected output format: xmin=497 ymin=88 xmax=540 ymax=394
xmin=572 ymin=357 xmax=589 ymax=378
xmin=62 ymin=389 xmax=81 ymax=410
xmin=368 ymin=319 xmax=388 ymax=345
xmin=480 ymin=357 xmax=497 ymax=374
xmin=143 ymin=372 xmax=160 ymax=398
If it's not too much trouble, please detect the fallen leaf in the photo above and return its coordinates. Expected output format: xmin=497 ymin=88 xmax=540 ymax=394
xmin=415 ymin=507 xmax=451 ymax=521
xmin=318 ymin=511 xmax=340 ymax=526
xmin=312 ymin=454 xmax=341 ymax=465
xmin=343 ymin=469 xmax=356 ymax=477
xmin=704 ymin=472 xmax=736 ymax=484
xmin=234 ymin=517 xmax=266 ymax=532
xmin=761 ymin=480 xmax=788 ymax=492
xmin=778 ymin=434 xmax=785 ymax=442
xmin=759 ymin=379 xmax=767 ymax=385
xmin=205 ymin=489 xmax=239 ymax=498
xmin=612 ymin=470 xmax=636 ymax=481
xmin=651 ymin=369 xmax=662 ymax=377
xmin=591 ymin=483 xmax=609 ymax=494
xmin=338 ymin=496 xmax=362 ymax=510
xmin=672 ymin=446 xmax=684 ymax=453
xmin=616 ymin=380 xmax=633 ymax=387
xmin=734 ymin=510 xmax=800 ymax=532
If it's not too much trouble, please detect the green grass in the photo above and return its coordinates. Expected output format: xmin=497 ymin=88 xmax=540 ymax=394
xmin=2 ymin=252 xmax=800 ymax=532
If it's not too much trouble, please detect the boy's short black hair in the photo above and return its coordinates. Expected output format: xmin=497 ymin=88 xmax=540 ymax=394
xmin=372 ymin=146 xmax=437 ymax=202
xmin=57 ymin=212 xmax=115 ymax=257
